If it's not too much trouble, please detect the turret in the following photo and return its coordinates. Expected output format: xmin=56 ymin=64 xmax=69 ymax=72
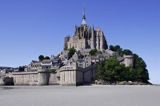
xmin=123 ymin=55 xmax=134 ymax=67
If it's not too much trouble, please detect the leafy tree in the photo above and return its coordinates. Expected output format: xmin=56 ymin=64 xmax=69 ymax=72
xmin=97 ymin=45 xmax=149 ymax=83
xmin=89 ymin=49 xmax=98 ymax=56
xmin=109 ymin=45 xmax=123 ymax=56
xmin=96 ymin=57 xmax=127 ymax=83
xmin=39 ymin=55 xmax=44 ymax=61
xmin=133 ymin=54 xmax=146 ymax=68
xmin=132 ymin=54 xmax=149 ymax=82
xmin=96 ymin=54 xmax=149 ymax=83
xmin=44 ymin=56 xmax=50 ymax=60
xmin=68 ymin=47 xmax=76 ymax=59
xmin=110 ymin=45 xmax=134 ymax=56
xmin=109 ymin=45 xmax=120 ymax=51
xmin=123 ymin=49 xmax=133 ymax=55
xmin=39 ymin=55 xmax=50 ymax=61
xmin=18 ymin=66 xmax=25 ymax=72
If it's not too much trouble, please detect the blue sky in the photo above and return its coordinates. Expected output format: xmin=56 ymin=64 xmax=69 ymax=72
xmin=0 ymin=0 xmax=160 ymax=84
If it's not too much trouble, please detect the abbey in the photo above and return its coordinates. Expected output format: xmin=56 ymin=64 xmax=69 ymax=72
xmin=64 ymin=14 xmax=108 ymax=51
xmin=0 ymin=13 xmax=134 ymax=86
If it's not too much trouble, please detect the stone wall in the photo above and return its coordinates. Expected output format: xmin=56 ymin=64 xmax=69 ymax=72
xmin=38 ymin=71 xmax=50 ymax=85
xmin=12 ymin=72 xmax=39 ymax=85
xmin=83 ymin=65 xmax=96 ymax=84
xmin=49 ymin=73 xmax=59 ymax=85
xmin=76 ymin=70 xmax=83 ymax=85
xmin=59 ymin=65 xmax=96 ymax=86
xmin=83 ymin=70 xmax=92 ymax=83
xmin=10 ymin=71 xmax=58 ymax=86
xmin=0 ymin=78 xmax=4 ymax=85
xmin=123 ymin=55 xmax=134 ymax=67
xmin=1 ymin=65 xmax=96 ymax=86
xmin=60 ymin=70 xmax=77 ymax=85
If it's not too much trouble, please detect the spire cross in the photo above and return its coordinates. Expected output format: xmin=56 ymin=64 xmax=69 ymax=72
xmin=83 ymin=8 xmax=86 ymax=19
xmin=81 ymin=8 xmax=87 ymax=25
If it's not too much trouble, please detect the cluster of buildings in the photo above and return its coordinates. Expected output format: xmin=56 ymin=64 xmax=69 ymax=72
xmin=0 ymin=13 xmax=133 ymax=86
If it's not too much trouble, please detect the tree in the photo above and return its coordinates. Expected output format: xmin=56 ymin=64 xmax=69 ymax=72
xmin=18 ymin=66 xmax=25 ymax=72
xmin=96 ymin=45 xmax=150 ymax=83
xmin=96 ymin=57 xmax=127 ymax=83
xmin=68 ymin=47 xmax=76 ymax=59
xmin=123 ymin=49 xmax=133 ymax=55
xmin=44 ymin=56 xmax=50 ymax=60
xmin=133 ymin=54 xmax=146 ymax=68
xmin=109 ymin=45 xmax=121 ymax=51
xmin=89 ymin=49 xmax=97 ymax=56
xmin=39 ymin=55 xmax=44 ymax=61
xmin=109 ymin=45 xmax=123 ymax=56
xmin=132 ymin=54 xmax=149 ymax=82
xmin=96 ymin=55 xmax=149 ymax=83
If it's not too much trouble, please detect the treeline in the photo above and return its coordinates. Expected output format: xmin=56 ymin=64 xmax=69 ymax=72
xmin=96 ymin=45 xmax=149 ymax=83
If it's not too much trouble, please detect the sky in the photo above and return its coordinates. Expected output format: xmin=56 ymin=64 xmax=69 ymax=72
xmin=0 ymin=0 xmax=160 ymax=84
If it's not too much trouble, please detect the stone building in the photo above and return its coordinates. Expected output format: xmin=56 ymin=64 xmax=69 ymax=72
xmin=27 ymin=60 xmax=41 ymax=71
xmin=59 ymin=57 xmax=96 ymax=85
xmin=122 ymin=55 xmax=134 ymax=67
xmin=0 ymin=12 xmax=134 ymax=86
xmin=64 ymin=13 xmax=108 ymax=51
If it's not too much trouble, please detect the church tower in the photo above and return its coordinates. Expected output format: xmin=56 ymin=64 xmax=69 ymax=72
xmin=64 ymin=11 xmax=108 ymax=51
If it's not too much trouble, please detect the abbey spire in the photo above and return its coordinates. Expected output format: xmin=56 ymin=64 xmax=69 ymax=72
xmin=81 ymin=11 xmax=87 ymax=25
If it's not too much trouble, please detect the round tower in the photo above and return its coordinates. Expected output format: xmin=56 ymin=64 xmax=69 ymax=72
xmin=123 ymin=55 xmax=134 ymax=67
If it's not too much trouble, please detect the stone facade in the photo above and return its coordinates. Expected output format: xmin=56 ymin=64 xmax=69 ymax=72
xmin=59 ymin=62 xmax=96 ymax=85
xmin=123 ymin=55 xmax=134 ymax=67
xmin=59 ymin=66 xmax=77 ymax=85
xmin=10 ymin=70 xmax=59 ymax=85
xmin=64 ymin=14 xmax=108 ymax=51
xmin=27 ymin=60 xmax=41 ymax=71
xmin=26 ymin=58 xmax=61 ymax=72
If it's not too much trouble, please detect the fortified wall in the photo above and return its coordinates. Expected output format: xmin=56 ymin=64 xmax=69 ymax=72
xmin=7 ymin=70 xmax=59 ymax=85
xmin=59 ymin=63 xmax=96 ymax=86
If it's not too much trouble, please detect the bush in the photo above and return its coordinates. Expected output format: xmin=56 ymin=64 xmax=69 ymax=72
xmin=89 ymin=49 xmax=97 ymax=56
xmin=68 ymin=47 xmax=76 ymax=59
xmin=49 ymin=69 xmax=56 ymax=73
